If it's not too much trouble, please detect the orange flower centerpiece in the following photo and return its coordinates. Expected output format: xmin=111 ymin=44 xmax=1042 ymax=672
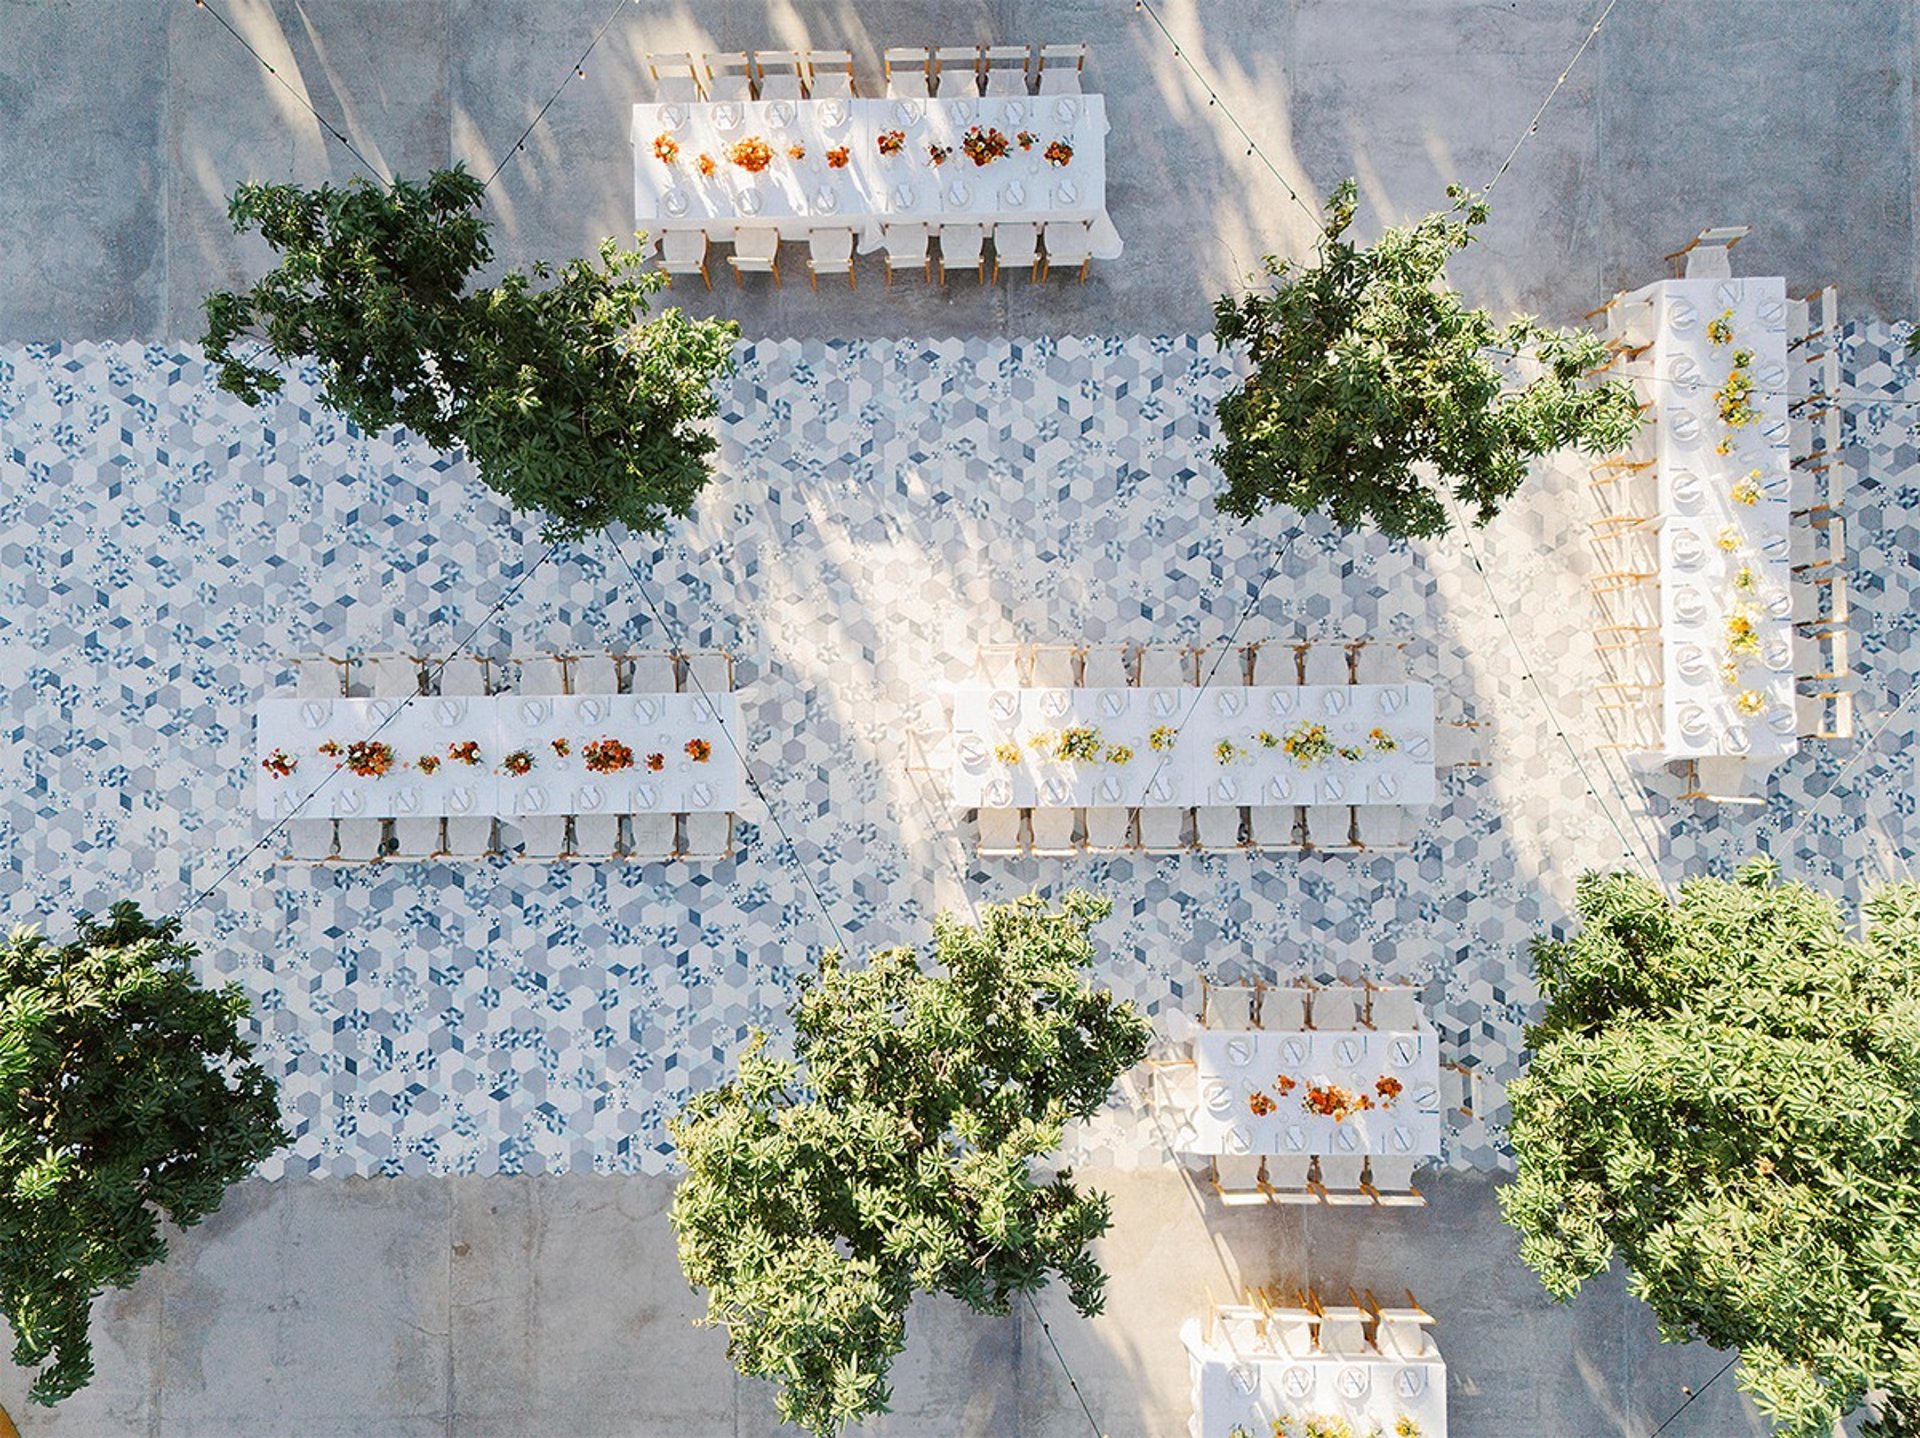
xmin=653 ymin=133 xmax=679 ymax=164
xmin=1248 ymin=1090 xmax=1277 ymax=1117
xmin=344 ymin=740 xmax=396 ymax=778
xmin=1016 ymin=129 xmax=1038 ymax=150
xmin=686 ymin=738 xmax=713 ymax=763
xmin=826 ymin=145 xmax=851 ymax=169
xmin=448 ymin=740 xmax=483 ymax=767
xmin=550 ymin=738 xmax=571 ymax=758
xmin=927 ymin=141 xmax=952 ymax=167
xmin=646 ymin=752 xmax=666 ymax=772
xmin=583 ymin=738 xmax=636 ymax=774
xmin=727 ymin=135 xmax=774 ymax=173
xmin=877 ymin=128 xmax=906 ymax=156
xmin=261 ymin=747 xmax=296 ymax=779
xmin=417 ymin=753 xmax=441 ymax=775
xmin=1044 ymin=138 xmax=1074 ymax=167
xmin=1303 ymin=1083 xmax=1373 ymax=1122
xmin=697 ymin=152 xmax=717 ymax=177
xmin=1375 ymin=1075 xmax=1403 ymax=1105
xmin=961 ymin=125 xmax=1010 ymax=166
xmin=786 ymin=142 xmax=806 ymax=161
xmin=502 ymin=749 xmax=535 ymax=777
xmin=1274 ymin=1074 xmax=1298 ymax=1095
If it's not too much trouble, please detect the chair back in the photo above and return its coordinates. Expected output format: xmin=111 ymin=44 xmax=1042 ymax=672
xmin=1310 ymin=985 xmax=1364 ymax=1030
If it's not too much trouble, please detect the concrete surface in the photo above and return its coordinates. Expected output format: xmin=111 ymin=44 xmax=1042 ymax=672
xmin=0 ymin=0 xmax=1914 ymax=341
xmin=0 ymin=1169 xmax=1769 ymax=1437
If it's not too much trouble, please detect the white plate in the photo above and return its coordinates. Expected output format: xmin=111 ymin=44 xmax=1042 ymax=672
xmin=1151 ymin=690 xmax=1179 ymax=717
xmin=1098 ymin=690 xmax=1128 ymax=717
xmin=893 ymin=98 xmax=923 ymax=125
xmin=1001 ymin=181 xmax=1027 ymax=208
xmin=892 ymin=182 xmax=916 ymax=211
xmin=1280 ymin=1037 xmax=1309 ymax=1065
xmin=575 ymin=783 xmax=604 ymax=811
xmin=712 ymin=103 xmax=742 ymax=131
xmin=1268 ymin=689 xmax=1295 ymax=716
xmin=1215 ymin=688 xmax=1242 ymax=717
xmin=632 ymin=782 xmax=659 ymax=810
xmin=519 ymin=698 xmax=551 ymax=725
xmin=434 ymin=697 xmax=466 ymax=726
xmin=1405 ymin=736 xmax=1432 ymax=762
xmin=1053 ymin=96 xmax=1080 ymax=122
xmin=633 ymin=696 xmax=660 ymax=722
xmin=1756 ymin=298 xmax=1787 ymax=328
xmin=818 ymin=98 xmax=849 ymax=129
xmin=300 ymin=699 xmax=331 ymax=728
xmin=1768 ymin=706 xmax=1797 ymax=737
xmin=767 ymin=100 xmax=796 ymax=128
xmin=1667 ymin=298 xmax=1698 ymax=332
xmin=1147 ymin=773 xmax=1174 ymax=803
xmin=946 ymin=180 xmax=972 ymax=207
xmin=737 ymin=187 xmax=763 ymax=216
xmin=369 ymin=698 xmax=397 ymax=723
xmin=1266 ymin=774 xmax=1293 ymax=802
xmin=691 ymin=781 xmax=715 ymax=807
xmin=951 ymin=99 xmax=975 ymax=124
xmin=337 ymin=789 xmax=363 ymax=815
xmin=1678 ymin=703 xmax=1710 ymax=738
xmin=1282 ymin=1366 xmax=1313 ymax=1400
xmin=1671 ymin=527 xmax=1706 ymax=568
xmin=1667 ymin=354 xmax=1700 ymax=386
xmin=1039 ymin=688 xmax=1071 ymax=717
xmin=518 ymin=784 xmax=550 ymax=814
xmin=1002 ymin=99 xmax=1027 ymax=125
xmin=577 ymin=697 xmax=605 ymax=723
xmin=658 ymin=104 xmax=686 ymax=131
xmin=1334 ymin=1036 xmax=1363 ymax=1067
xmin=693 ymin=696 xmax=715 ymax=722
xmin=393 ymin=787 xmax=421 ymax=815
xmin=1372 ymin=773 xmax=1399 ymax=802
xmin=984 ymin=777 xmax=1013 ymax=807
xmin=958 ymin=736 xmax=989 ymax=767
xmin=1724 ymin=724 xmax=1753 ymax=755
xmin=1673 ymin=587 xmax=1707 ymax=623
xmin=1322 ymin=688 xmax=1347 ymax=715
xmin=1338 ymin=1366 xmax=1370 ymax=1401
xmin=1761 ymin=532 xmax=1790 ymax=562
xmin=1203 ymin=1079 xmax=1232 ymax=1113
xmin=448 ymin=787 xmax=476 ymax=814
xmin=1377 ymin=686 xmax=1404 ymax=715
xmin=1224 ymin=1037 xmax=1254 ymax=1066
xmin=1213 ymin=777 xmax=1238 ymax=803
xmin=813 ymin=185 xmax=839 ymax=214
xmin=988 ymin=689 xmax=1019 ymax=721
xmin=1676 ymin=643 xmax=1709 ymax=680
xmin=1098 ymin=774 xmax=1123 ymax=802
xmin=1053 ymin=179 xmax=1079 ymax=206
xmin=1669 ymin=469 xmax=1703 ymax=508
xmin=1713 ymin=279 xmax=1744 ymax=309
xmin=1321 ymin=774 xmax=1345 ymax=801
xmin=1042 ymin=776 xmax=1072 ymax=805
xmin=1667 ymin=408 xmax=1703 ymax=444
xmin=1763 ymin=638 xmax=1791 ymax=671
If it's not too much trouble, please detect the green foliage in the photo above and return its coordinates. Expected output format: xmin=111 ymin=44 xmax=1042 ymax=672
xmin=201 ymin=165 xmax=739 ymax=541
xmin=1501 ymin=858 xmax=1920 ymax=1436
xmin=1211 ymin=180 xmax=1644 ymax=540
xmin=669 ymin=891 xmax=1151 ymax=1436
xmin=0 ymin=903 xmax=286 ymax=1404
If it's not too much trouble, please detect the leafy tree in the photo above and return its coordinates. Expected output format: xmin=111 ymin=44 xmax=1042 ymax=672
xmin=1211 ymin=180 xmax=1643 ymax=540
xmin=201 ymin=165 xmax=739 ymax=541
xmin=669 ymin=891 xmax=1151 ymax=1436
xmin=0 ymin=903 xmax=286 ymax=1404
xmin=1501 ymin=858 xmax=1920 ymax=1437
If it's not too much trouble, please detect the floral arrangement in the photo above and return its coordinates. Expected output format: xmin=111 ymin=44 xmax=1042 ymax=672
xmin=1016 ymin=129 xmax=1038 ymax=150
xmin=1255 ymin=730 xmax=1279 ymax=749
xmin=1282 ymin=720 xmax=1333 ymax=767
xmin=646 ymin=752 xmax=666 ymax=772
xmin=1274 ymin=1073 xmax=1297 ymax=1095
xmin=1303 ymin=1082 xmax=1374 ymax=1121
xmin=826 ymin=145 xmax=851 ymax=169
xmin=876 ymin=129 xmax=906 ymax=156
xmin=1336 ymin=744 xmax=1366 ymax=762
xmin=417 ymin=753 xmax=441 ymax=775
xmin=727 ymin=136 xmax=774 ymax=172
xmin=1104 ymin=743 xmax=1134 ymax=765
xmin=697 ymin=152 xmax=716 ymax=177
xmin=1376 ymin=1075 xmax=1403 ymax=1104
xmin=1717 ymin=526 xmax=1743 ymax=552
xmin=1369 ymin=727 xmax=1398 ymax=754
xmin=1149 ymin=725 xmax=1178 ymax=753
xmin=502 ymin=749 xmax=534 ymax=777
xmin=1719 ymin=659 xmax=1740 ymax=686
xmin=1715 ymin=348 xmax=1758 ymax=429
xmin=583 ymin=738 xmax=635 ymax=774
xmin=927 ymin=141 xmax=952 ymax=167
xmin=1735 ymin=689 xmax=1770 ymax=716
xmin=1726 ymin=607 xmax=1762 ymax=657
xmin=1733 ymin=563 xmax=1759 ymax=594
xmin=318 ymin=740 xmax=340 ymax=758
xmin=1027 ymin=729 xmax=1056 ymax=753
xmin=1248 ymin=1090 xmax=1277 ymax=1117
xmin=1706 ymin=309 xmax=1734 ymax=347
xmin=686 ymin=738 xmax=713 ymax=763
xmin=344 ymin=740 xmax=396 ymax=778
xmin=1043 ymin=138 xmax=1074 ymax=167
xmin=448 ymin=740 xmax=482 ymax=766
xmin=786 ymin=142 xmax=806 ymax=161
xmin=1303 ymin=1416 xmax=1356 ymax=1438
xmin=261 ymin=747 xmax=296 ymax=779
xmin=652 ymin=133 xmax=679 ymax=164
xmin=994 ymin=741 xmax=1023 ymax=764
xmin=1730 ymin=468 xmax=1762 ymax=505
xmin=551 ymin=737 xmax=571 ymax=758
xmin=961 ymin=125 xmax=1010 ymax=166
xmin=1395 ymin=1418 xmax=1424 ymax=1438
xmin=1215 ymin=739 xmax=1239 ymax=764
xmin=1055 ymin=726 xmax=1103 ymax=763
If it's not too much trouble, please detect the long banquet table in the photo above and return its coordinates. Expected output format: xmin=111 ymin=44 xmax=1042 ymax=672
xmin=950 ymin=684 xmax=1436 ymax=810
xmin=630 ymin=93 xmax=1122 ymax=257
xmin=1183 ymin=1316 xmax=1448 ymax=1438
xmin=1631 ymin=275 xmax=1799 ymax=765
xmin=254 ymin=694 xmax=742 ymax=820
xmin=1184 ymin=1028 xmax=1443 ymax=1158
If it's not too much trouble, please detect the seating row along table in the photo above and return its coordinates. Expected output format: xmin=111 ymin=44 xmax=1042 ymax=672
xmin=950 ymin=683 xmax=1437 ymax=810
xmin=254 ymin=693 xmax=742 ymax=821
xmin=1183 ymin=1315 xmax=1447 ymax=1438
xmin=631 ymin=92 xmax=1122 ymax=256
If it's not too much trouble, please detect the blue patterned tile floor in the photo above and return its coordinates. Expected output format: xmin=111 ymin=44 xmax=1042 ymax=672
xmin=0 ymin=328 xmax=1913 ymax=1178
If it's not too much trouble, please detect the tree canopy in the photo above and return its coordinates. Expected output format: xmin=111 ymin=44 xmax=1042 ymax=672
xmin=669 ymin=891 xmax=1151 ymax=1436
xmin=1211 ymin=180 xmax=1643 ymax=540
xmin=0 ymin=903 xmax=286 ymax=1404
xmin=1501 ymin=858 xmax=1920 ymax=1437
xmin=201 ymin=165 xmax=739 ymax=541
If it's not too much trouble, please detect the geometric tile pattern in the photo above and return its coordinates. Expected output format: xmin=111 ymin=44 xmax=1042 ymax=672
xmin=0 ymin=328 xmax=1912 ymax=1178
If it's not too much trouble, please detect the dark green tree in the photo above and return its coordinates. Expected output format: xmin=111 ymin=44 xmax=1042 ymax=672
xmin=201 ymin=165 xmax=739 ymax=541
xmin=1212 ymin=180 xmax=1643 ymax=540
xmin=1502 ymin=858 xmax=1920 ymax=1437
xmin=0 ymin=903 xmax=286 ymax=1404
xmin=669 ymin=891 xmax=1152 ymax=1436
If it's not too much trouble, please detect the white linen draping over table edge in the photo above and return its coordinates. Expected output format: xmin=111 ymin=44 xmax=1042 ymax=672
xmin=630 ymin=94 xmax=1122 ymax=258
xmin=1184 ymin=1028 xmax=1443 ymax=1158
xmin=1632 ymin=276 xmax=1799 ymax=764
xmin=254 ymin=694 xmax=742 ymax=820
xmin=950 ymin=684 xmax=1437 ymax=809
xmin=1183 ymin=1316 xmax=1449 ymax=1438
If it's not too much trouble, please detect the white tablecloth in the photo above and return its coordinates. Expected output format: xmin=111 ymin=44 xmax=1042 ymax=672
xmin=1184 ymin=1029 xmax=1443 ymax=1157
xmin=631 ymin=94 xmax=1122 ymax=257
xmin=255 ymin=694 xmax=741 ymax=820
xmin=1636 ymin=276 xmax=1799 ymax=763
xmin=1184 ymin=1317 xmax=1448 ymax=1438
xmin=950 ymin=685 xmax=1437 ymax=809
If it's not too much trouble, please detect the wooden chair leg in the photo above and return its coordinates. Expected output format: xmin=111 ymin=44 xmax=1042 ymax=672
xmin=977 ymin=264 xmax=985 ymax=286
xmin=1078 ymin=258 xmax=1088 ymax=283
xmin=732 ymin=263 xmax=742 ymax=289
xmin=809 ymin=266 xmax=817 ymax=291
xmin=848 ymin=263 xmax=856 ymax=289
xmin=700 ymin=261 xmax=711 ymax=291
xmin=772 ymin=257 xmax=781 ymax=289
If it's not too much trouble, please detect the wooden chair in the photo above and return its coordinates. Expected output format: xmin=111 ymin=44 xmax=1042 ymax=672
xmin=804 ymin=49 xmax=856 ymax=98
xmin=1309 ymin=984 xmax=1368 ymax=1030
xmin=1262 ymin=1155 xmax=1319 ymax=1207
xmin=977 ymin=808 xmax=1027 ymax=856
xmin=937 ymin=223 xmax=986 ymax=285
xmin=682 ymin=811 xmax=733 ymax=861
xmin=752 ymin=49 xmax=805 ymax=100
xmin=1200 ymin=977 xmax=1263 ymax=1030
xmin=1301 ymin=643 xmax=1350 ymax=686
xmin=990 ymin=221 xmax=1041 ymax=283
xmin=1029 ymin=806 xmax=1078 ymax=856
xmin=1039 ymin=220 xmax=1092 ymax=282
xmin=1259 ymin=985 xmax=1308 ymax=1031
xmin=1136 ymin=807 xmax=1189 ymax=853
xmin=1365 ymin=1156 xmax=1427 ymax=1208
xmin=1036 ymin=42 xmax=1086 ymax=94
xmin=1680 ymin=757 xmax=1765 ymax=807
xmin=883 ymin=46 xmax=932 ymax=98
xmin=1797 ymin=687 xmax=1856 ymax=741
xmin=1248 ymin=805 xmax=1300 ymax=850
xmin=439 ymin=656 xmax=495 ymax=857
xmin=807 ymin=228 xmax=856 ymax=288
xmin=730 ymin=226 xmax=781 ymax=287
xmin=1313 ymin=1154 xmax=1372 ymax=1207
xmin=659 ymin=228 xmax=711 ymax=290
xmin=1209 ymin=1154 xmax=1268 ymax=1207
xmin=882 ymin=222 xmax=932 ymax=284
xmin=702 ymin=51 xmax=754 ymax=101
xmin=646 ymin=51 xmax=703 ymax=102
xmin=1790 ymin=511 xmax=1845 ymax=574
xmin=933 ymin=45 xmax=982 ymax=97
xmin=1083 ymin=806 xmax=1134 ymax=851
xmin=1664 ymin=224 xmax=1749 ymax=279
xmin=982 ymin=43 xmax=1032 ymax=95
xmin=1135 ymin=645 xmax=1195 ymax=686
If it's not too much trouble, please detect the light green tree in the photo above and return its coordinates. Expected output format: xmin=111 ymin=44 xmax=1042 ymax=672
xmin=201 ymin=165 xmax=739 ymax=541
xmin=1501 ymin=858 xmax=1920 ymax=1437
xmin=0 ymin=904 xmax=286 ymax=1404
xmin=669 ymin=891 xmax=1151 ymax=1435
xmin=1211 ymin=180 xmax=1643 ymax=540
